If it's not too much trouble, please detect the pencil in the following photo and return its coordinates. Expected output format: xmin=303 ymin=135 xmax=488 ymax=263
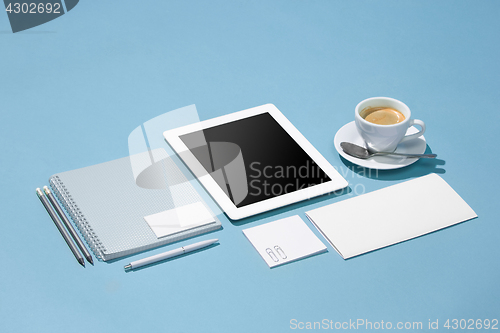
xmin=36 ymin=188 xmax=85 ymax=267
xmin=43 ymin=186 xmax=93 ymax=265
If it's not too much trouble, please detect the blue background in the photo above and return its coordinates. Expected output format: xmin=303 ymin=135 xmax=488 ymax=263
xmin=1 ymin=1 xmax=499 ymax=332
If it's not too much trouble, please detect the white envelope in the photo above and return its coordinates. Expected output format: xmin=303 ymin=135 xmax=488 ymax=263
xmin=305 ymin=174 xmax=477 ymax=259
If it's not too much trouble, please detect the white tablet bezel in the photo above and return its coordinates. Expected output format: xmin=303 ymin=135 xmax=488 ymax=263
xmin=163 ymin=104 xmax=348 ymax=220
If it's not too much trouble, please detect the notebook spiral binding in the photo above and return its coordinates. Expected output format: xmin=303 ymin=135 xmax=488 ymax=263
xmin=49 ymin=176 xmax=105 ymax=260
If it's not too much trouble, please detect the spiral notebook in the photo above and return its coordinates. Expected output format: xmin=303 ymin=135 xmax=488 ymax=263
xmin=49 ymin=149 xmax=222 ymax=262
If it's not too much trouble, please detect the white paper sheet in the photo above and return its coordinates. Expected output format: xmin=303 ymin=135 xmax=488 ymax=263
xmin=144 ymin=202 xmax=215 ymax=238
xmin=243 ymin=215 xmax=327 ymax=268
xmin=305 ymin=174 xmax=477 ymax=259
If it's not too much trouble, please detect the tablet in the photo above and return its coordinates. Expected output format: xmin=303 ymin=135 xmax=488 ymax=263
xmin=163 ymin=104 xmax=348 ymax=220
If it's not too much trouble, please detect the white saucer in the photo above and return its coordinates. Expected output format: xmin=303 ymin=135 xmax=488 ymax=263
xmin=334 ymin=121 xmax=427 ymax=170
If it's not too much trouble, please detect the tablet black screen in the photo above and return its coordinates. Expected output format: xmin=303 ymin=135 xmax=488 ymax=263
xmin=179 ymin=112 xmax=331 ymax=208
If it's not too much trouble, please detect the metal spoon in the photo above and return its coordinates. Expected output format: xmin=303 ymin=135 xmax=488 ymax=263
xmin=340 ymin=142 xmax=437 ymax=159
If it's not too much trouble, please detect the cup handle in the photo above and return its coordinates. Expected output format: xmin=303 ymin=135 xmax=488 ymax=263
xmin=399 ymin=119 xmax=426 ymax=143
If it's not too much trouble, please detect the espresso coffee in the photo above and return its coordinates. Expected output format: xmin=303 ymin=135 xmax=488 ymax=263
xmin=360 ymin=107 xmax=405 ymax=125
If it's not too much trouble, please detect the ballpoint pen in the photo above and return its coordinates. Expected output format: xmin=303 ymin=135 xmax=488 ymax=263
xmin=36 ymin=188 xmax=85 ymax=267
xmin=124 ymin=238 xmax=218 ymax=271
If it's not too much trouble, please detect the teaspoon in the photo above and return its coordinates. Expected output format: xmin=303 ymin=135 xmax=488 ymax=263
xmin=340 ymin=142 xmax=437 ymax=159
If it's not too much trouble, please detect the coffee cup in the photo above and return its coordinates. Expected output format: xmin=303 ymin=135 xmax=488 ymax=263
xmin=354 ymin=97 xmax=425 ymax=152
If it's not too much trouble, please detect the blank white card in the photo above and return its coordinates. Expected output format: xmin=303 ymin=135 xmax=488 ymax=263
xmin=243 ymin=215 xmax=327 ymax=268
xmin=144 ymin=202 xmax=215 ymax=238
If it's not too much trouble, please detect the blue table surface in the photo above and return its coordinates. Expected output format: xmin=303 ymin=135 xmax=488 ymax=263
xmin=1 ymin=1 xmax=499 ymax=332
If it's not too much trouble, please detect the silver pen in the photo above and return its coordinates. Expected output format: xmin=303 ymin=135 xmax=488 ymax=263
xmin=124 ymin=239 xmax=218 ymax=272
xmin=36 ymin=188 xmax=85 ymax=267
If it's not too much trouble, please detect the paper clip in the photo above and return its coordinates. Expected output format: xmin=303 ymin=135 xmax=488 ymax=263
xmin=274 ymin=245 xmax=287 ymax=259
xmin=266 ymin=248 xmax=279 ymax=262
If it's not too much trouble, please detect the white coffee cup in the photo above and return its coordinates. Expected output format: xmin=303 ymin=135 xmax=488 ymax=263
xmin=354 ymin=97 xmax=426 ymax=152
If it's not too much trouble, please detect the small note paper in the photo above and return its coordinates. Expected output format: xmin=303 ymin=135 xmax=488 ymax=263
xmin=144 ymin=202 xmax=215 ymax=238
xmin=243 ymin=215 xmax=327 ymax=268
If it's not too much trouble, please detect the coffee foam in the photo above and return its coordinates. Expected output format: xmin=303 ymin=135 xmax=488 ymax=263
xmin=361 ymin=107 xmax=405 ymax=125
